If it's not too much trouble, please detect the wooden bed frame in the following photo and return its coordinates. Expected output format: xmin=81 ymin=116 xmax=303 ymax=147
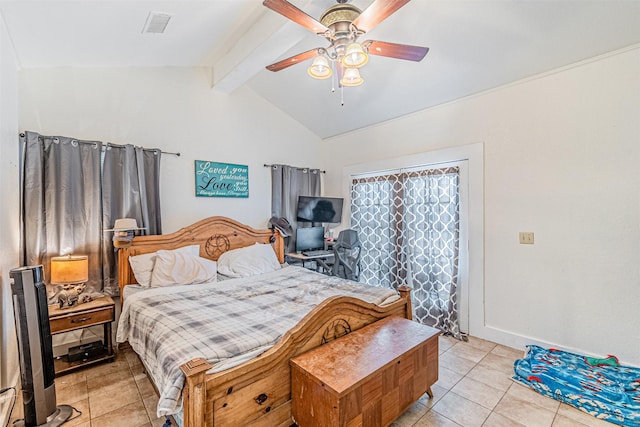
xmin=117 ymin=216 xmax=412 ymax=427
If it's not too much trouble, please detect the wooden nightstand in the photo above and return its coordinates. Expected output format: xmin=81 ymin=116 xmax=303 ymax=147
xmin=48 ymin=296 xmax=115 ymax=376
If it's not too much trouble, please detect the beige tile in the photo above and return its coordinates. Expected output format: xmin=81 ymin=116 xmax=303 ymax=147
xmin=439 ymin=335 xmax=458 ymax=353
xmin=493 ymin=391 xmax=556 ymax=427
xmin=465 ymin=364 xmax=513 ymax=391
xmin=62 ymin=398 xmax=91 ymax=427
xmin=135 ymin=375 xmax=158 ymax=399
xmin=556 ymin=403 xmax=617 ymax=427
xmin=84 ymin=357 xmax=129 ymax=380
xmin=390 ymin=400 xmax=429 ymax=427
xmin=142 ymin=394 xmax=160 ymax=420
xmin=446 ymin=342 xmax=490 ymax=363
xmin=87 ymin=369 xmax=131 ymax=391
xmin=431 ymin=392 xmax=491 ymax=427
xmin=435 ymin=366 xmax=464 ymax=390
xmin=56 ymin=378 xmax=88 ymax=404
xmin=506 ymin=382 xmax=560 ymax=412
xmin=414 ymin=410 xmax=462 ymax=426
xmin=55 ymin=370 xmax=87 ymax=388
xmin=439 ymin=349 xmax=478 ymax=375
xmin=482 ymin=411 xmax=527 ymax=427
xmin=491 ymin=344 xmax=525 ymax=360
xmin=416 ymin=384 xmax=448 ymax=409
xmin=88 ymin=376 xmax=142 ymax=418
xmin=477 ymin=352 xmax=517 ymax=376
xmin=450 ymin=376 xmax=504 ymax=410
xmin=150 ymin=416 xmax=168 ymax=427
xmin=465 ymin=336 xmax=497 ymax=353
xmin=552 ymin=414 xmax=592 ymax=427
xmin=90 ymin=400 xmax=150 ymax=427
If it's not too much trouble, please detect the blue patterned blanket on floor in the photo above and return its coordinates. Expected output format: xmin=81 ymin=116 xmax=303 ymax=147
xmin=513 ymin=345 xmax=640 ymax=426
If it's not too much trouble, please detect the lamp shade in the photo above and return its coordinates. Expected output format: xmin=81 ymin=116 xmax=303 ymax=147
xmin=341 ymin=43 xmax=368 ymax=68
xmin=340 ymin=67 xmax=364 ymax=87
xmin=307 ymin=55 xmax=333 ymax=79
xmin=50 ymin=255 xmax=89 ymax=284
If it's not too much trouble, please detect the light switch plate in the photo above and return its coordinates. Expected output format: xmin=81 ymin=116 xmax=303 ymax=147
xmin=519 ymin=232 xmax=534 ymax=244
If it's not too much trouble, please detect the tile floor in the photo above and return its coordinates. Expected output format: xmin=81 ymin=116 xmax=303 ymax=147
xmin=7 ymin=335 xmax=615 ymax=427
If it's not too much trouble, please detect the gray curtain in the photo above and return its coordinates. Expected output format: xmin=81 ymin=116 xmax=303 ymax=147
xmin=102 ymin=143 xmax=162 ymax=295
xmin=350 ymin=167 xmax=463 ymax=339
xmin=270 ymin=164 xmax=321 ymax=253
xmin=20 ymin=131 xmax=104 ymax=298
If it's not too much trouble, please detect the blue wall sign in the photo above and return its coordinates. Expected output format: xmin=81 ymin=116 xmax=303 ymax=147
xmin=195 ymin=160 xmax=249 ymax=198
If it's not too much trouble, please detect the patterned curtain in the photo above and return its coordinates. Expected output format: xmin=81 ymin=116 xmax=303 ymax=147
xmin=351 ymin=166 xmax=463 ymax=338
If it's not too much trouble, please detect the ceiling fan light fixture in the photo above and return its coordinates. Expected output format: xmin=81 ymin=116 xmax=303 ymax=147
xmin=307 ymin=55 xmax=333 ymax=79
xmin=341 ymin=42 xmax=368 ymax=68
xmin=340 ymin=67 xmax=364 ymax=87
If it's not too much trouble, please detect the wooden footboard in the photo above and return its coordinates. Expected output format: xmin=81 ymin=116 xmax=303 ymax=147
xmin=180 ymin=286 xmax=412 ymax=427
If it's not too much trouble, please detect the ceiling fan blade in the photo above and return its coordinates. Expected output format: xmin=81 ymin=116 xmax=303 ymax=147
xmin=352 ymin=0 xmax=411 ymax=33
xmin=266 ymin=48 xmax=320 ymax=72
xmin=363 ymin=40 xmax=429 ymax=61
xmin=263 ymin=0 xmax=329 ymax=34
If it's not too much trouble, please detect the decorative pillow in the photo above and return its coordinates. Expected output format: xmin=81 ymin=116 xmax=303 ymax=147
xmin=150 ymin=250 xmax=217 ymax=287
xmin=129 ymin=244 xmax=199 ymax=287
xmin=217 ymin=243 xmax=281 ymax=278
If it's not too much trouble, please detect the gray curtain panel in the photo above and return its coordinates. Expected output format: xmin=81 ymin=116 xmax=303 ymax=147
xmin=102 ymin=143 xmax=161 ymax=295
xmin=270 ymin=164 xmax=321 ymax=253
xmin=20 ymin=131 xmax=104 ymax=298
xmin=350 ymin=167 xmax=462 ymax=339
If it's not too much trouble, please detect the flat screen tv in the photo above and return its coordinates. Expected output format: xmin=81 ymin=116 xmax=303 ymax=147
xmin=297 ymin=196 xmax=343 ymax=223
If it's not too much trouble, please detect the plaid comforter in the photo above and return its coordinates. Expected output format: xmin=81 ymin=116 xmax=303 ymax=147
xmin=116 ymin=265 xmax=398 ymax=416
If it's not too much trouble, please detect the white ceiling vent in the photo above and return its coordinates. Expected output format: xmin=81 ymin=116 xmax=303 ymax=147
xmin=142 ymin=12 xmax=172 ymax=34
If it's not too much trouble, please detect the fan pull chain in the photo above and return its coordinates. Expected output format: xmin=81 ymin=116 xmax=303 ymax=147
xmin=331 ymin=61 xmax=336 ymax=93
xmin=341 ymin=85 xmax=345 ymax=106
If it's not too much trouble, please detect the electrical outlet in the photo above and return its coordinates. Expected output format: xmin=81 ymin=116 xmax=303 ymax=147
xmin=519 ymin=232 xmax=534 ymax=244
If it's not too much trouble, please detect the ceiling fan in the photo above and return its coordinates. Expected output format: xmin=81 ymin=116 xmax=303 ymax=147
xmin=263 ymin=0 xmax=429 ymax=87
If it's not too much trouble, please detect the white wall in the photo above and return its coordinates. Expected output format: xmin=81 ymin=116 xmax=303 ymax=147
xmin=19 ymin=67 xmax=323 ymax=233
xmin=322 ymin=47 xmax=640 ymax=365
xmin=0 ymin=8 xmax=20 ymax=405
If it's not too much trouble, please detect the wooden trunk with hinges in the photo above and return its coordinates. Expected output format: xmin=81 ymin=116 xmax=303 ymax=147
xmin=290 ymin=316 xmax=439 ymax=427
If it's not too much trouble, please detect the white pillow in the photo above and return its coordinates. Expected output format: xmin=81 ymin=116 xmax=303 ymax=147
xmin=217 ymin=243 xmax=281 ymax=278
xmin=150 ymin=251 xmax=217 ymax=287
xmin=129 ymin=245 xmax=199 ymax=287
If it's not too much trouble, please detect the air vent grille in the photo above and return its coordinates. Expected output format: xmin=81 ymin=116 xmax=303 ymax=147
xmin=142 ymin=12 xmax=172 ymax=34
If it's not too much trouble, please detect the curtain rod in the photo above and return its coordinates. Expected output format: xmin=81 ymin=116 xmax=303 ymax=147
xmin=19 ymin=133 xmax=180 ymax=157
xmin=263 ymin=164 xmax=326 ymax=173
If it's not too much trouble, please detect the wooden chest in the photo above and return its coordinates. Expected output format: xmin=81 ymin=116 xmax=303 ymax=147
xmin=290 ymin=316 xmax=439 ymax=427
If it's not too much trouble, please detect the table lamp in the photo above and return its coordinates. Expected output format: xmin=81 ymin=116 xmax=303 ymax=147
xmin=50 ymin=255 xmax=89 ymax=308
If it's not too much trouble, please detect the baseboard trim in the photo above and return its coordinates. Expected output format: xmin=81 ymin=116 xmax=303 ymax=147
xmin=472 ymin=324 xmax=636 ymax=366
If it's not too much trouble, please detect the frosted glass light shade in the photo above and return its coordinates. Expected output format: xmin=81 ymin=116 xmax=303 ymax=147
xmin=340 ymin=67 xmax=364 ymax=87
xmin=50 ymin=255 xmax=88 ymax=284
xmin=341 ymin=43 xmax=368 ymax=68
xmin=307 ymin=56 xmax=333 ymax=79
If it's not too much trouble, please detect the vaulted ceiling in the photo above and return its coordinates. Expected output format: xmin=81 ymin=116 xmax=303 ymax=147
xmin=1 ymin=0 xmax=639 ymax=138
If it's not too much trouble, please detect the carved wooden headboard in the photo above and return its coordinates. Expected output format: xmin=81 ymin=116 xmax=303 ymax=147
xmin=117 ymin=216 xmax=285 ymax=299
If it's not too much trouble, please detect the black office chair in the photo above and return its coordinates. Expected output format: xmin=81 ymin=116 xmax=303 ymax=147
xmin=331 ymin=230 xmax=362 ymax=281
